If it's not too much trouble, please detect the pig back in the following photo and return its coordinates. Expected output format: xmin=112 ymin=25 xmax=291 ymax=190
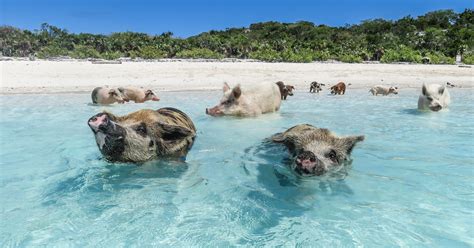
xmin=245 ymin=83 xmax=282 ymax=113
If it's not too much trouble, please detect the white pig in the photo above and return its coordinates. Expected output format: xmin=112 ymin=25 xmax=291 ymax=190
xmin=369 ymin=85 xmax=398 ymax=96
xmin=418 ymin=83 xmax=451 ymax=112
xmin=91 ymin=87 xmax=127 ymax=105
xmin=206 ymin=82 xmax=281 ymax=117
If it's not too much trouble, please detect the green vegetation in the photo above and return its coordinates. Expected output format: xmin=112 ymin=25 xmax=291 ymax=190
xmin=0 ymin=9 xmax=473 ymax=64
xmin=176 ymin=48 xmax=223 ymax=59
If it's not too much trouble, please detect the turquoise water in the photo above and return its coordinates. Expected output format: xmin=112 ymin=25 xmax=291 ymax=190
xmin=1 ymin=89 xmax=473 ymax=247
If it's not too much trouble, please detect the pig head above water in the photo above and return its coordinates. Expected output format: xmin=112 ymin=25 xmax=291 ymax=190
xmin=206 ymin=82 xmax=282 ymax=117
xmin=272 ymin=124 xmax=364 ymax=176
xmin=88 ymin=107 xmax=196 ymax=162
xmin=418 ymin=83 xmax=450 ymax=112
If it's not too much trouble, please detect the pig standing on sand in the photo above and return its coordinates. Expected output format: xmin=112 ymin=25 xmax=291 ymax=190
xmin=330 ymin=82 xmax=346 ymax=95
xmin=275 ymin=81 xmax=295 ymax=100
xmin=418 ymin=83 xmax=451 ymax=112
xmin=309 ymin=81 xmax=324 ymax=93
xmin=206 ymin=82 xmax=281 ymax=117
xmin=369 ymin=85 xmax=398 ymax=96
xmin=118 ymin=87 xmax=160 ymax=103
xmin=91 ymin=87 xmax=127 ymax=104
xmin=271 ymin=124 xmax=364 ymax=176
xmin=88 ymin=107 xmax=196 ymax=162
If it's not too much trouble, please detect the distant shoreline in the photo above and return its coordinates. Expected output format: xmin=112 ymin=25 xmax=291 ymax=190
xmin=1 ymin=56 xmax=471 ymax=65
xmin=1 ymin=60 xmax=472 ymax=95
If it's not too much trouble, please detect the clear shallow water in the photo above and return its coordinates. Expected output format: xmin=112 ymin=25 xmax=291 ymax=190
xmin=0 ymin=89 xmax=473 ymax=247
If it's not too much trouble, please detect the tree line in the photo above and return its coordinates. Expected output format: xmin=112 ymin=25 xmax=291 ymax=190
xmin=0 ymin=9 xmax=472 ymax=64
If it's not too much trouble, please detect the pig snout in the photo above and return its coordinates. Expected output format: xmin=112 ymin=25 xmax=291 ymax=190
xmin=430 ymin=104 xmax=442 ymax=112
xmin=206 ymin=106 xmax=223 ymax=116
xmin=151 ymin=95 xmax=160 ymax=101
xmin=88 ymin=113 xmax=111 ymax=133
xmin=295 ymin=151 xmax=325 ymax=176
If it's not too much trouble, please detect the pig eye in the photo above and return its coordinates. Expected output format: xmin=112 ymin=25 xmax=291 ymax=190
xmin=223 ymin=99 xmax=233 ymax=105
xmin=326 ymin=150 xmax=338 ymax=162
xmin=426 ymin=96 xmax=433 ymax=101
xmin=134 ymin=123 xmax=147 ymax=136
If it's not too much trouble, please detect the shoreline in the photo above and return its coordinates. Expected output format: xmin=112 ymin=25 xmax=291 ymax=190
xmin=1 ymin=60 xmax=473 ymax=95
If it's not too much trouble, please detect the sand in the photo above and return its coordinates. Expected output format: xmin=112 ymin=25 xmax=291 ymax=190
xmin=0 ymin=60 xmax=472 ymax=94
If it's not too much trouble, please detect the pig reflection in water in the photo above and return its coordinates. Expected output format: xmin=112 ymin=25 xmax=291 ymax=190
xmin=206 ymin=82 xmax=282 ymax=117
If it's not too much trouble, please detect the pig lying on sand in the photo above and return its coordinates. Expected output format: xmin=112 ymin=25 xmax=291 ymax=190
xmin=418 ymin=83 xmax=450 ymax=112
xmin=88 ymin=107 xmax=196 ymax=162
xmin=369 ymin=85 xmax=398 ymax=96
xmin=206 ymin=82 xmax=281 ymax=117
xmin=91 ymin=87 xmax=127 ymax=104
xmin=118 ymin=87 xmax=160 ymax=103
xmin=272 ymin=124 xmax=364 ymax=176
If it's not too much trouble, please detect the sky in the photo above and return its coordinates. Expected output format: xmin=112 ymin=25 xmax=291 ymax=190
xmin=0 ymin=0 xmax=472 ymax=38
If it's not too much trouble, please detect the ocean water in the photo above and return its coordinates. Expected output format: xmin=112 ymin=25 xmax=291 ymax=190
xmin=0 ymin=88 xmax=473 ymax=247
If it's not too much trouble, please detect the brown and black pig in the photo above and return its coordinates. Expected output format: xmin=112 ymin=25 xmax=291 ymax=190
xmin=275 ymin=81 xmax=295 ymax=100
xmin=206 ymin=82 xmax=281 ymax=117
xmin=272 ymin=124 xmax=364 ymax=176
xmin=88 ymin=107 xmax=196 ymax=162
xmin=118 ymin=87 xmax=160 ymax=103
xmin=91 ymin=87 xmax=127 ymax=104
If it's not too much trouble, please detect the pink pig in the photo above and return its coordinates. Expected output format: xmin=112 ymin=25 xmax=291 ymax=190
xmin=118 ymin=87 xmax=160 ymax=103
xmin=91 ymin=87 xmax=127 ymax=105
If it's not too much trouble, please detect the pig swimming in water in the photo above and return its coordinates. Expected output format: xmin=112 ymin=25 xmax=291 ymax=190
xmin=206 ymin=82 xmax=282 ymax=117
xmin=88 ymin=107 xmax=196 ymax=162
xmin=418 ymin=83 xmax=451 ymax=112
xmin=271 ymin=124 xmax=364 ymax=176
xmin=118 ymin=87 xmax=160 ymax=103
xmin=91 ymin=87 xmax=127 ymax=104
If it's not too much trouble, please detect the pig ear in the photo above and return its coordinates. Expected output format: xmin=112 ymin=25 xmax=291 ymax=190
xmin=342 ymin=135 xmax=365 ymax=154
xmin=157 ymin=122 xmax=193 ymax=140
xmin=223 ymin=82 xmax=230 ymax=92
xmin=271 ymin=133 xmax=286 ymax=142
xmin=422 ymin=83 xmax=427 ymax=96
xmin=438 ymin=86 xmax=445 ymax=95
xmin=102 ymin=111 xmax=117 ymax=121
xmin=232 ymin=85 xmax=242 ymax=99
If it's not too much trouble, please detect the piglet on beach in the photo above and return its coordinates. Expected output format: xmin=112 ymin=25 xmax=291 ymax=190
xmin=91 ymin=87 xmax=127 ymax=104
xmin=369 ymin=85 xmax=398 ymax=96
xmin=330 ymin=82 xmax=346 ymax=95
xmin=206 ymin=82 xmax=281 ymax=117
xmin=118 ymin=87 xmax=160 ymax=103
xmin=275 ymin=81 xmax=295 ymax=100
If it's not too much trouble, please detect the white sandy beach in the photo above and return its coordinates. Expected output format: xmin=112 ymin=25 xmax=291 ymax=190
xmin=0 ymin=60 xmax=472 ymax=94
